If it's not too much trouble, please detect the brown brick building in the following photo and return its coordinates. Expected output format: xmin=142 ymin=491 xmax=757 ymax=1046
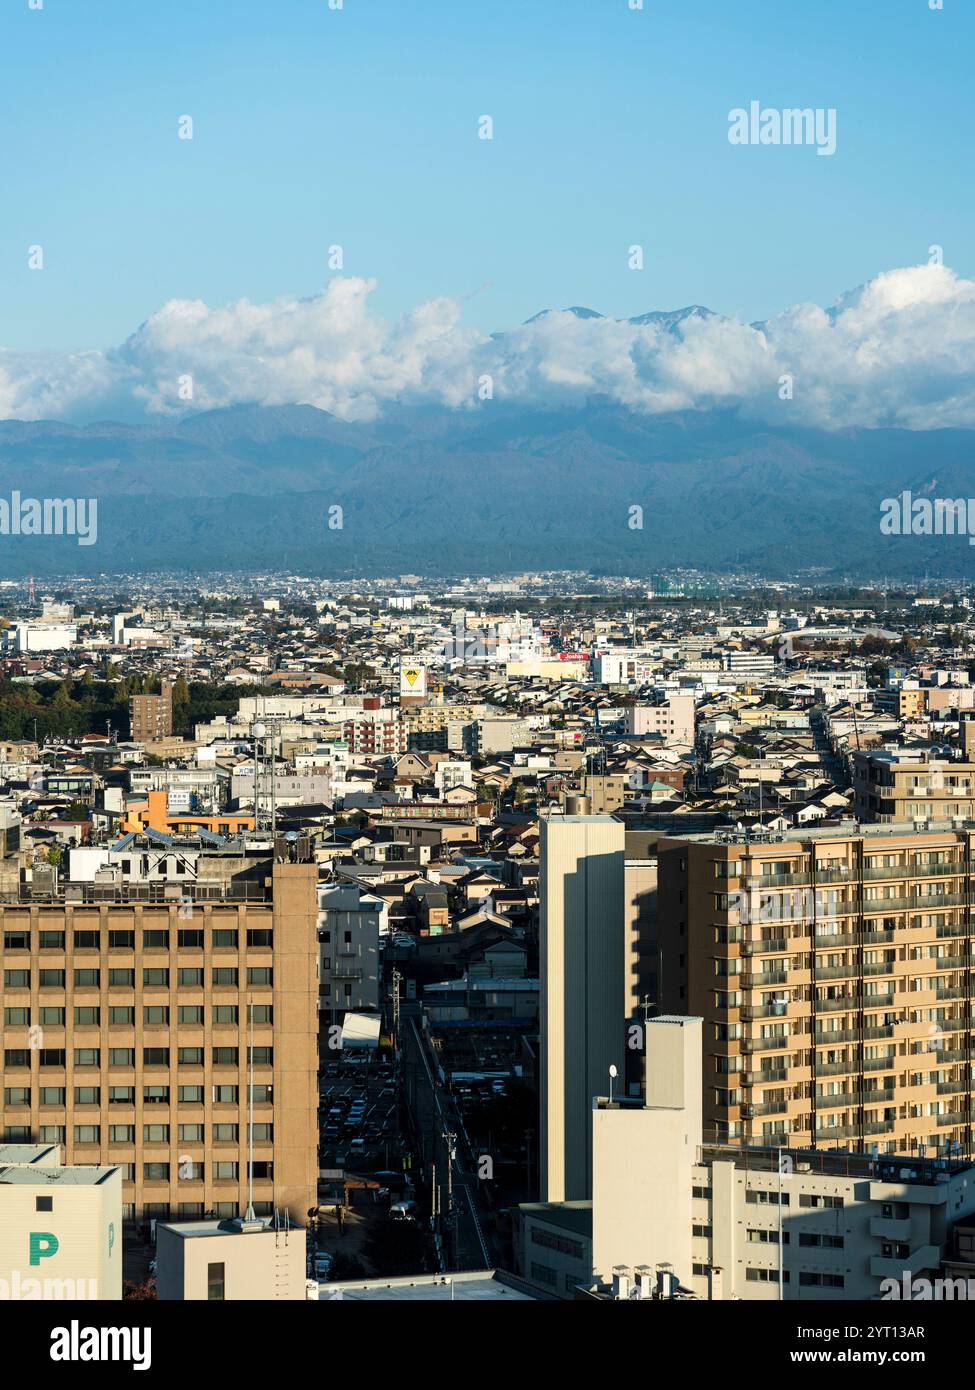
xmin=129 ymin=680 xmax=174 ymax=744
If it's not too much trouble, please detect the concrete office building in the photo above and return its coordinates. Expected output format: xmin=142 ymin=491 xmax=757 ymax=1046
xmin=0 ymin=1144 xmax=123 ymax=1300
xmin=0 ymin=848 xmax=318 ymax=1228
xmin=588 ymin=1016 xmax=975 ymax=1301
xmin=156 ymin=1213 xmax=308 ymax=1300
xmin=540 ymin=813 xmax=625 ymax=1202
xmin=656 ymin=822 xmax=975 ymax=1157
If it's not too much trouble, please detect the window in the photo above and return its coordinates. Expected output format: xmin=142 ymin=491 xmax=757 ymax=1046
xmin=143 ymin=931 xmax=169 ymax=950
xmin=213 ymin=1124 xmax=239 ymax=1143
xmin=212 ymin=1049 xmax=238 ymax=1067
xmin=4 ymin=1007 xmax=30 ymax=1026
xmin=39 ymin=969 xmax=65 ymax=987
xmin=143 ymin=1086 xmax=170 ymax=1106
xmin=178 ymin=1006 xmax=203 ymax=1025
xmin=214 ymin=1162 xmax=239 ymax=1180
xmin=143 ymin=1006 xmax=170 ymax=1025
xmin=36 ymin=1196 xmax=53 ymax=1212
xmin=39 ymin=931 xmax=65 ymax=950
xmin=178 ymin=929 xmax=204 ymax=949
xmin=4 ymin=969 xmax=30 ymax=988
xmin=247 ymin=929 xmax=272 ymax=948
xmin=108 ymin=930 xmax=135 ymax=950
xmin=212 ymin=968 xmax=238 ymax=986
xmin=74 ymin=1087 xmax=100 ymax=1106
xmin=250 ymin=1004 xmax=272 ymax=1024
xmin=38 ymin=1007 xmax=65 ymax=1026
xmin=3 ymin=1050 xmax=29 ymax=1070
xmin=143 ymin=968 xmax=169 ymax=987
xmin=74 ymin=969 xmax=100 ymax=987
xmin=249 ymin=1046 xmax=272 ymax=1067
xmin=74 ymin=1126 xmax=100 ymax=1145
xmin=178 ymin=1085 xmax=204 ymax=1103
xmin=74 ymin=931 xmax=100 ymax=950
xmin=213 ymin=1005 xmax=238 ymax=1025
xmin=144 ymin=1124 xmax=170 ymax=1143
xmin=74 ymin=1007 xmax=100 ymax=1026
xmin=4 ymin=1087 xmax=30 ymax=1106
xmin=212 ymin=930 xmax=237 ymax=949
xmin=247 ymin=967 xmax=272 ymax=986
xmin=74 ymin=1049 xmax=100 ymax=1068
xmin=213 ymin=1085 xmax=239 ymax=1104
xmin=109 ymin=1006 xmax=135 ymax=1025
xmin=179 ymin=1124 xmax=204 ymax=1142
xmin=109 ymin=1125 xmax=135 ymax=1143
xmin=109 ymin=1049 xmax=135 ymax=1068
xmin=39 ymin=1049 xmax=65 ymax=1067
xmin=207 ymin=1263 xmax=225 ymax=1301
xmin=39 ymin=1087 xmax=65 ymax=1105
xmin=143 ymin=1048 xmax=170 ymax=1067
xmin=109 ymin=969 xmax=135 ymax=987
xmin=4 ymin=931 xmax=29 ymax=950
xmin=143 ymin=1163 xmax=170 ymax=1181
xmin=179 ymin=1048 xmax=203 ymax=1067
xmin=178 ymin=968 xmax=203 ymax=987
xmin=799 ymin=1193 xmax=843 ymax=1210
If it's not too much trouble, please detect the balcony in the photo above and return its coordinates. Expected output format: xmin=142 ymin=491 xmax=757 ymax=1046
xmin=815 ymin=995 xmax=858 ymax=1012
xmin=814 ymin=1123 xmax=859 ymax=1141
xmin=870 ymin=1246 xmax=939 ymax=1280
xmin=741 ymin=1001 xmax=795 ymax=1021
xmin=742 ymin=969 xmax=789 ymax=988
xmin=742 ymin=1099 xmax=789 ymax=1118
xmin=937 ymin=1111 xmax=966 ymax=1126
xmin=741 ymin=937 xmax=788 ymax=956
xmin=743 ymin=1068 xmax=788 ymax=1086
xmin=869 ymin=1215 xmax=912 ymax=1242
xmin=741 ymin=1035 xmax=791 ymax=1054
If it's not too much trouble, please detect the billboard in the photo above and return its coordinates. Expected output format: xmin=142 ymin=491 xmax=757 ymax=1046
xmin=400 ymin=664 xmax=427 ymax=697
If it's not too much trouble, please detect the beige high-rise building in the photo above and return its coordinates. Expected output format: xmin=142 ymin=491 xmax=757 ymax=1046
xmin=0 ymin=854 xmax=318 ymax=1228
xmin=540 ymin=814 xmax=625 ymax=1202
xmin=656 ymin=822 xmax=975 ymax=1158
xmin=853 ymin=748 xmax=975 ymax=823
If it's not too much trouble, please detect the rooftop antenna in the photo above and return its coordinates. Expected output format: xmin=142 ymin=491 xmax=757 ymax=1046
xmin=608 ymin=1063 xmax=618 ymax=1106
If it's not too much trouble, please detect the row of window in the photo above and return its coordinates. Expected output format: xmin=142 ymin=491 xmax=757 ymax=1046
xmin=2 ymin=929 xmax=273 ymax=951
xmin=4 ymin=1047 xmax=273 ymax=1068
xmin=744 ymin=1190 xmax=844 ymax=1209
xmin=5 ymin=1004 xmax=272 ymax=1026
xmin=4 ymin=1086 xmax=272 ymax=1110
xmin=4 ymin=967 xmax=272 ymax=988
xmin=743 ymin=1269 xmax=845 ymax=1288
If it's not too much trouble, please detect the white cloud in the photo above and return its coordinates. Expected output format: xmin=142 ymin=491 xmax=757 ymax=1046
xmin=2 ymin=264 xmax=975 ymax=429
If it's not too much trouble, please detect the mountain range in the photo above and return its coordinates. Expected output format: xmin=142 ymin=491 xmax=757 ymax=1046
xmin=0 ymin=381 xmax=972 ymax=579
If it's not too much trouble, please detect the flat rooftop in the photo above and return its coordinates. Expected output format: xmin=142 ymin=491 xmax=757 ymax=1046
xmin=0 ymin=1164 xmax=119 ymax=1186
xmin=0 ymin=1144 xmax=59 ymax=1166
xmin=701 ymin=1142 xmax=972 ymax=1187
xmin=666 ymin=818 xmax=975 ymax=845
xmin=317 ymin=1271 xmax=539 ymax=1301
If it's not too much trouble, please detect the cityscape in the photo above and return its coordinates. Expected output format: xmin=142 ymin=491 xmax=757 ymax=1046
xmin=0 ymin=0 xmax=972 ymax=1366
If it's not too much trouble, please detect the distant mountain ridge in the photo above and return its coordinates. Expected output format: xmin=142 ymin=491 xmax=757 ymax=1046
xmin=0 ymin=401 xmax=972 ymax=577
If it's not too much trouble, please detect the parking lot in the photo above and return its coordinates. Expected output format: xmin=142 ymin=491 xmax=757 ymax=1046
xmin=318 ymin=1054 xmax=405 ymax=1174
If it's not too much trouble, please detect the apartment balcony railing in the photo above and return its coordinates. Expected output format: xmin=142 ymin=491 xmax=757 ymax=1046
xmin=938 ymin=986 xmax=969 ymax=1001
xmin=742 ymin=1068 xmax=788 ymax=1086
xmin=937 ymin=1112 xmax=967 ymax=1127
xmin=863 ymin=1054 xmax=897 ymax=1070
xmin=740 ymin=937 xmax=789 ymax=956
xmin=862 ymin=960 xmax=897 ymax=976
xmin=740 ymin=1035 xmax=791 ymax=1054
xmin=937 ymin=1080 xmax=969 ymax=1095
xmin=816 ymin=964 xmax=857 ymax=981
xmin=742 ymin=969 xmax=789 ymax=988
xmin=814 ymin=1123 xmax=859 ymax=1141
xmin=861 ymin=1025 xmax=895 ymax=1039
xmin=742 ymin=1100 xmax=789 ymax=1118
xmin=814 ymin=1060 xmax=855 ymax=1077
xmin=741 ymin=1001 xmax=795 ymax=1021
xmin=814 ymin=1029 xmax=860 ymax=1044
xmin=938 ymin=923 xmax=972 ymax=939
xmin=815 ymin=995 xmax=858 ymax=1012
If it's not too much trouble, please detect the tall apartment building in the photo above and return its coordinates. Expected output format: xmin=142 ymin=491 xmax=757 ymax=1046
xmin=129 ymin=679 xmax=174 ymax=744
xmin=656 ymin=823 xmax=975 ymax=1158
xmin=0 ymin=847 xmax=318 ymax=1229
xmin=853 ymin=748 xmax=975 ymax=823
xmin=540 ymin=814 xmax=625 ymax=1203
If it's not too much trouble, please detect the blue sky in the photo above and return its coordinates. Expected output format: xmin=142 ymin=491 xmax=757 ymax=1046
xmin=0 ymin=0 xmax=970 ymax=352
